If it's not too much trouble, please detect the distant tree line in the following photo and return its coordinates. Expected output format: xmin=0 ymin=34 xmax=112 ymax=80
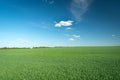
xmin=0 ymin=47 xmax=29 ymax=49
xmin=0 ymin=46 xmax=51 ymax=49
xmin=0 ymin=46 xmax=72 ymax=49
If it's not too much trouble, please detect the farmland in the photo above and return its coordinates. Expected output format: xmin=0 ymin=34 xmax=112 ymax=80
xmin=0 ymin=46 xmax=120 ymax=80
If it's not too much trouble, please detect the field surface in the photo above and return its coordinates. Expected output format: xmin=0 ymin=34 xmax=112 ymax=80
xmin=0 ymin=47 xmax=120 ymax=80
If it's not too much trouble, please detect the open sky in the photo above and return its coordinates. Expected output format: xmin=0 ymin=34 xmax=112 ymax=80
xmin=0 ymin=0 xmax=120 ymax=47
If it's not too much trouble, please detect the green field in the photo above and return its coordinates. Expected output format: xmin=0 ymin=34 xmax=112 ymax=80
xmin=0 ymin=47 xmax=120 ymax=80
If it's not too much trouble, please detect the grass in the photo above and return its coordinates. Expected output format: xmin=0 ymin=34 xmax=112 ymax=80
xmin=0 ymin=46 xmax=120 ymax=80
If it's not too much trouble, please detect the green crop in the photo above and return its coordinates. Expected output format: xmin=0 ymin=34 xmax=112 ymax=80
xmin=0 ymin=46 xmax=120 ymax=80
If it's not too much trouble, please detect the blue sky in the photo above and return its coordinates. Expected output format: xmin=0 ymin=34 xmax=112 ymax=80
xmin=0 ymin=0 xmax=120 ymax=47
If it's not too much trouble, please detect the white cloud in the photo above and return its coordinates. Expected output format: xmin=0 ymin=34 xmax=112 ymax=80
xmin=73 ymin=35 xmax=80 ymax=39
xmin=70 ymin=0 xmax=93 ymax=21
xmin=69 ymin=35 xmax=80 ymax=41
xmin=66 ymin=27 xmax=72 ymax=30
xmin=69 ymin=38 xmax=75 ymax=41
xmin=55 ymin=20 xmax=74 ymax=27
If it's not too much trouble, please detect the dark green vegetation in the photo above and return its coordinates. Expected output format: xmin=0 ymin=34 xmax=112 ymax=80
xmin=0 ymin=47 xmax=120 ymax=80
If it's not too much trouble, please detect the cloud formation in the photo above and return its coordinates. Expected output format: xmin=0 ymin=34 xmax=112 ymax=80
xmin=69 ymin=38 xmax=75 ymax=41
xmin=55 ymin=20 xmax=74 ymax=27
xmin=70 ymin=0 xmax=93 ymax=21
xmin=73 ymin=35 xmax=80 ymax=39
xmin=69 ymin=35 xmax=80 ymax=41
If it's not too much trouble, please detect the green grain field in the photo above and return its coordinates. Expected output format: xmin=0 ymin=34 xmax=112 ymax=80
xmin=0 ymin=47 xmax=120 ymax=80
